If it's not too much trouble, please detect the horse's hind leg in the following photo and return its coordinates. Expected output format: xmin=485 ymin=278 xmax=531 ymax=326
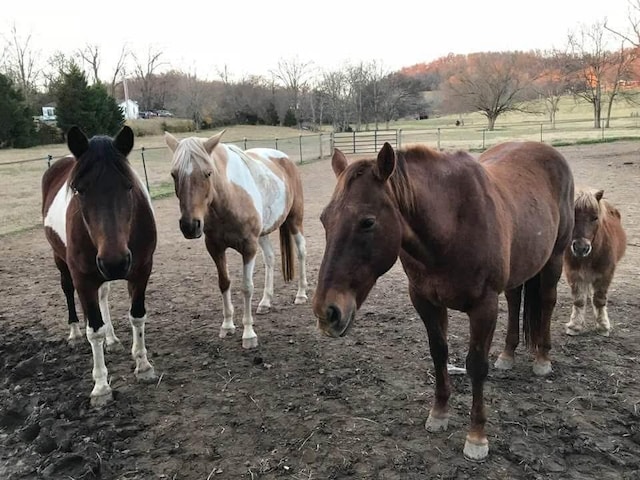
xmin=256 ymin=235 xmax=275 ymax=314
xmin=495 ymin=285 xmax=522 ymax=370
xmin=292 ymin=229 xmax=308 ymax=304
xmin=54 ymin=256 xmax=81 ymax=345
xmin=127 ymin=267 xmax=156 ymax=382
xmin=592 ymin=273 xmax=613 ymax=336
xmin=534 ymin=254 xmax=563 ymax=376
xmin=98 ymin=282 xmax=123 ymax=352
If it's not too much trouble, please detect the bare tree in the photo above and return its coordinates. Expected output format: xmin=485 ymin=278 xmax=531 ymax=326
xmin=605 ymin=0 xmax=640 ymax=46
xmin=532 ymin=49 xmax=575 ymax=128
xmin=603 ymin=42 xmax=639 ymax=127
xmin=319 ymin=69 xmax=350 ymax=132
xmin=132 ymin=46 xmax=166 ymax=110
xmin=442 ymin=52 xmax=533 ymax=131
xmin=107 ymin=45 xmax=129 ymax=98
xmin=78 ymin=44 xmax=101 ymax=84
xmin=3 ymin=24 xmax=41 ymax=105
xmin=568 ymin=22 xmax=612 ymax=129
xmin=271 ymin=57 xmax=314 ymax=127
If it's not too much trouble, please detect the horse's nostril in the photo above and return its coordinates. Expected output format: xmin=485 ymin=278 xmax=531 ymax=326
xmin=194 ymin=219 xmax=201 ymax=231
xmin=326 ymin=304 xmax=341 ymax=325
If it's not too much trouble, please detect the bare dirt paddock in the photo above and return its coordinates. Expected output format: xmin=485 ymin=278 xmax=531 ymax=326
xmin=1 ymin=142 xmax=639 ymax=480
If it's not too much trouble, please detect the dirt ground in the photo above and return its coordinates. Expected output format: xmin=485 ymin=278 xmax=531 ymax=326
xmin=1 ymin=141 xmax=639 ymax=480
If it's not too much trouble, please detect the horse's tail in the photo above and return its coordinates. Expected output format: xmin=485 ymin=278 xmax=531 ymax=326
xmin=279 ymin=224 xmax=295 ymax=283
xmin=522 ymin=273 xmax=542 ymax=350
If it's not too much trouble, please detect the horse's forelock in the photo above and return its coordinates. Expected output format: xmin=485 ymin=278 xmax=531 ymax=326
xmin=173 ymin=137 xmax=217 ymax=180
xmin=70 ymin=135 xmax=133 ymax=190
xmin=575 ymin=190 xmax=604 ymax=217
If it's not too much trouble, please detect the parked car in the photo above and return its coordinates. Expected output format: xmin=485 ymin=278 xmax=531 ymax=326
xmin=157 ymin=110 xmax=174 ymax=117
xmin=139 ymin=111 xmax=157 ymax=119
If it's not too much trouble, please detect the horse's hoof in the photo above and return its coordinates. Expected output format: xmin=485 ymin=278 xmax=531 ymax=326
xmin=90 ymin=391 xmax=113 ymax=408
xmin=565 ymin=324 xmax=584 ymax=336
xmin=425 ymin=413 xmax=449 ymax=432
xmin=446 ymin=363 xmax=467 ymax=375
xmin=595 ymin=326 xmax=611 ymax=337
xmin=219 ymin=326 xmax=236 ymax=338
xmin=242 ymin=337 xmax=258 ymax=349
xmin=67 ymin=337 xmax=84 ymax=348
xmin=463 ymin=437 xmax=489 ymax=462
xmin=533 ymin=361 xmax=552 ymax=376
xmin=106 ymin=340 xmax=124 ymax=353
xmin=294 ymin=295 xmax=308 ymax=305
xmin=494 ymin=354 xmax=514 ymax=370
xmin=256 ymin=305 xmax=271 ymax=315
xmin=135 ymin=366 xmax=157 ymax=382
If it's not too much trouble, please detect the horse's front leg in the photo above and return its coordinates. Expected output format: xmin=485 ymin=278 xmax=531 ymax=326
xmin=592 ymin=273 xmax=613 ymax=336
xmin=98 ymin=282 xmax=123 ymax=352
xmin=127 ymin=266 xmax=156 ymax=382
xmin=256 ymin=235 xmax=275 ymax=314
xmin=240 ymin=252 xmax=258 ymax=349
xmin=408 ymin=286 xmax=451 ymax=432
xmin=76 ymin=281 xmax=112 ymax=408
xmin=495 ymin=285 xmax=522 ymax=370
xmin=565 ymin=276 xmax=589 ymax=336
xmin=464 ymin=294 xmax=499 ymax=462
xmin=205 ymin=239 xmax=235 ymax=338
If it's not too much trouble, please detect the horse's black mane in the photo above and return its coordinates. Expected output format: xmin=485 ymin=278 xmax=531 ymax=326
xmin=70 ymin=136 xmax=134 ymax=190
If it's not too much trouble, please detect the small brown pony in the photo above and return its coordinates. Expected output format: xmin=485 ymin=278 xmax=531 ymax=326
xmin=313 ymin=141 xmax=574 ymax=461
xmin=564 ymin=189 xmax=626 ymax=336
xmin=164 ymin=130 xmax=308 ymax=349
xmin=42 ymin=126 xmax=157 ymax=407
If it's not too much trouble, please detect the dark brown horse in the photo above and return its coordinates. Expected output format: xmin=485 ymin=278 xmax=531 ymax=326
xmin=42 ymin=126 xmax=157 ymax=407
xmin=564 ymin=188 xmax=626 ymax=336
xmin=313 ymin=141 xmax=574 ymax=460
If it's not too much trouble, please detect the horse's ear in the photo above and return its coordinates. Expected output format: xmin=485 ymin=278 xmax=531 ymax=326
xmin=164 ymin=131 xmax=179 ymax=153
xmin=67 ymin=126 xmax=89 ymax=159
xmin=595 ymin=189 xmax=604 ymax=202
xmin=331 ymin=148 xmax=348 ymax=177
xmin=204 ymin=129 xmax=226 ymax=154
xmin=114 ymin=125 xmax=134 ymax=156
xmin=374 ymin=142 xmax=396 ymax=182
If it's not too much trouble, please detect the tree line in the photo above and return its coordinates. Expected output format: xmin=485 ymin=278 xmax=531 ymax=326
xmin=2 ymin=3 xmax=640 ymax=148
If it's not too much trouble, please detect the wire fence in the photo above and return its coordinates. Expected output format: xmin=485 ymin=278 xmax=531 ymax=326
xmin=2 ymin=124 xmax=640 ymax=236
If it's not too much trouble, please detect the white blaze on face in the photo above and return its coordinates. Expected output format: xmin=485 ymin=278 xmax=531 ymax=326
xmin=44 ymin=181 xmax=73 ymax=246
xmin=226 ymin=146 xmax=287 ymax=233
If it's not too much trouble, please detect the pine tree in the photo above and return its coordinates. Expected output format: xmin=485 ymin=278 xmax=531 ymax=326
xmin=0 ymin=74 xmax=36 ymax=148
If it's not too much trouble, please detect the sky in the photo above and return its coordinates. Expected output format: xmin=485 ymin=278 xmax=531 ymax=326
xmin=1 ymin=0 xmax=636 ymax=82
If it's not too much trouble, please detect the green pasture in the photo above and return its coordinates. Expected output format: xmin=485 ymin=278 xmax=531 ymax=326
xmin=1 ymin=95 xmax=639 ymax=236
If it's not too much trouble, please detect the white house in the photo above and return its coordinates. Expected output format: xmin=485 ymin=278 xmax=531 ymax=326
xmin=119 ymin=99 xmax=139 ymax=120
xmin=41 ymin=106 xmax=56 ymax=122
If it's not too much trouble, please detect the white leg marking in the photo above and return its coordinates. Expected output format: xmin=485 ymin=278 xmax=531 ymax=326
xmin=99 ymin=282 xmax=122 ymax=352
xmin=129 ymin=314 xmax=156 ymax=381
xmin=293 ymin=232 xmax=308 ymax=304
xmin=566 ymin=280 xmax=589 ymax=336
xmin=463 ymin=435 xmax=489 ymax=462
xmin=594 ymin=304 xmax=611 ymax=336
xmin=86 ymin=324 xmax=112 ymax=407
xmin=219 ymin=288 xmax=236 ymax=338
xmin=241 ymin=257 xmax=258 ymax=349
xmin=68 ymin=323 xmax=82 ymax=344
xmin=425 ymin=408 xmax=449 ymax=432
xmin=257 ymin=235 xmax=275 ymax=314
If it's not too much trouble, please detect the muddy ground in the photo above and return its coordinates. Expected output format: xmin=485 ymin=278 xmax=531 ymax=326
xmin=1 ymin=141 xmax=639 ymax=479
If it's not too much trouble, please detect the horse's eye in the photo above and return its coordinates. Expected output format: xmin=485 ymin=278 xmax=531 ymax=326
xmin=359 ymin=217 xmax=376 ymax=230
xmin=72 ymin=187 xmax=83 ymax=196
xmin=204 ymin=171 xmax=212 ymax=178
xmin=591 ymin=215 xmax=598 ymax=222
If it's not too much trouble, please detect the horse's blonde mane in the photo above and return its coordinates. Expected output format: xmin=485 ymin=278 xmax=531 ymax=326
xmin=172 ymin=137 xmax=218 ymax=179
xmin=575 ymin=189 xmax=606 ymax=218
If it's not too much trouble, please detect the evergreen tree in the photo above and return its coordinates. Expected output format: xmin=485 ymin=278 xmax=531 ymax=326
xmin=56 ymin=62 xmax=124 ymax=137
xmin=283 ymin=107 xmax=297 ymax=127
xmin=0 ymin=73 xmax=36 ymax=148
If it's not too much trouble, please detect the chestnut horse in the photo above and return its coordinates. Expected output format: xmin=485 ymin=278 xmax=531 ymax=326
xmin=564 ymin=189 xmax=626 ymax=336
xmin=164 ymin=130 xmax=308 ymax=349
xmin=42 ymin=126 xmax=157 ymax=407
xmin=313 ymin=141 xmax=574 ymax=461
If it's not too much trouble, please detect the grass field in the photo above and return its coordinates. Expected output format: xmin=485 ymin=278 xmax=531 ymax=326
xmin=1 ymin=95 xmax=639 ymax=236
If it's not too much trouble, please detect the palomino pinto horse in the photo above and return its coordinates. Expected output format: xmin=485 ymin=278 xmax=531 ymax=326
xmin=42 ymin=126 xmax=157 ymax=407
xmin=164 ymin=130 xmax=308 ymax=349
xmin=564 ymin=189 xmax=626 ymax=336
xmin=313 ymin=141 xmax=574 ymax=460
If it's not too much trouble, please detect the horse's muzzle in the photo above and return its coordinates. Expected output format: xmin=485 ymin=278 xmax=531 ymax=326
xmin=314 ymin=302 xmax=356 ymax=338
xmin=96 ymin=250 xmax=132 ymax=280
xmin=179 ymin=218 xmax=203 ymax=239
xmin=571 ymin=239 xmax=592 ymax=258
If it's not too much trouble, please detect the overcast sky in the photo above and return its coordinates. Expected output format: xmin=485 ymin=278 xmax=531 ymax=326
xmin=2 ymin=0 xmax=636 ymax=81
